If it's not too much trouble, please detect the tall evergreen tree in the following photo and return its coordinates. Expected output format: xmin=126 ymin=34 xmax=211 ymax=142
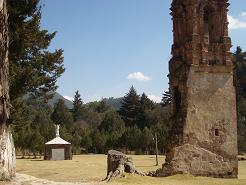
xmin=30 ymin=129 xmax=44 ymax=158
xmin=13 ymin=97 xmax=55 ymax=155
xmin=96 ymin=99 xmax=110 ymax=113
xmin=140 ymin=93 xmax=154 ymax=110
xmin=71 ymin=131 xmax=81 ymax=154
xmin=141 ymin=127 xmax=154 ymax=154
xmin=7 ymin=0 xmax=65 ymax=100
xmin=90 ymin=130 xmax=107 ymax=153
xmin=51 ymin=99 xmax=73 ymax=131
xmin=99 ymin=111 xmax=125 ymax=134
xmin=14 ymin=125 xmax=33 ymax=157
xmin=234 ymin=46 xmax=246 ymax=96
xmin=233 ymin=47 xmax=246 ymax=153
xmin=72 ymin=90 xmax=83 ymax=121
xmin=121 ymin=125 xmax=142 ymax=151
xmin=136 ymin=93 xmax=154 ymax=129
xmin=119 ymin=86 xmax=141 ymax=127
xmin=98 ymin=111 xmax=124 ymax=149
xmin=161 ymin=90 xmax=172 ymax=107
xmin=7 ymin=0 xmax=65 ymax=151
xmin=32 ymin=108 xmax=54 ymax=142
xmin=81 ymin=133 xmax=92 ymax=152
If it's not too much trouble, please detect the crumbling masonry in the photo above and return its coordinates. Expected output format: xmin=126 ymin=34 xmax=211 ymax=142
xmin=158 ymin=0 xmax=238 ymax=178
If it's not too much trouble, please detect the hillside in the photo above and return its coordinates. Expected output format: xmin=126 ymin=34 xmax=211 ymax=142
xmin=48 ymin=92 xmax=73 ymax=109
xmin=48 ymin=93 xmax=123 ymax=110
xmin=103 ymin=97 xmax=123 ymax=110
xmin=24 ymin=92 xmax=74 ymax=109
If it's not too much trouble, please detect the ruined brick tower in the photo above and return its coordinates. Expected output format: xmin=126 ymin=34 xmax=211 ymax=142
xmin=158 ymin=0 xmax=238 ymax=178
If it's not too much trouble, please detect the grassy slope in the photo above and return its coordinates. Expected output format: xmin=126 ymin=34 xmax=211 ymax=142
xmin=16 ymin=155 xmax=246 ymax=185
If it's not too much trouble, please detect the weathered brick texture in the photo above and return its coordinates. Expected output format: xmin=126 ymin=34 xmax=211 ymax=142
xmin=159 ymin=0 xmax=238 ymax=178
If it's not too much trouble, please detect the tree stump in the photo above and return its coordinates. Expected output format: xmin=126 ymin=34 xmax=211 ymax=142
xmin=107 ymin=150 xmax=127 ymax=175
xmin=104 ymin=150 xmax=145 ymax=182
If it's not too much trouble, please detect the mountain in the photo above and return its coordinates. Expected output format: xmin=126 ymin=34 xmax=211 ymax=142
xmin=50 ymin=94 xmax=123 ymax=110
xmin=23 ymin=92 xmax=73 ymax=109
xmin=103 ymin=97 xmax=123 ymax=110
xmin=24 ymin=92 xmax=124 ymax=110
xmin=48 ymin=92 xmax=73 ymax=109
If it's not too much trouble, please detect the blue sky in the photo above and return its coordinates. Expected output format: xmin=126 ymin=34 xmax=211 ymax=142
xmin=40 ymin=0 xmax=246 ymax=103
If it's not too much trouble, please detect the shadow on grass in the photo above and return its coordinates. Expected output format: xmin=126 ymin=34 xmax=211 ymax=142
xmin=16 ymin=157 xmax=44 ymax=161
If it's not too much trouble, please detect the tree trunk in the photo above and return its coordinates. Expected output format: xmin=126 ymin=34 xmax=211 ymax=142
xmin=0 ymin=126 xmax=15 ymax=180
xmin=104 ymin=150 xmax=145 ymax=182
xmin=0 ymin=0 xmax=16 ymax=180
xmin=106 ymin=150 xmax=127 ymax=176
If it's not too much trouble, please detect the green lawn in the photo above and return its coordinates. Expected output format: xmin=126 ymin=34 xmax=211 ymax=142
xmin=15 ymin=155 xmax=246 ymax=185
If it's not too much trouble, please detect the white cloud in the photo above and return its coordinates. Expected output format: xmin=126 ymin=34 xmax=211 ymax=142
xmin=241 ymin=12 xmax=246 ymax=16
xmin=63 ymin=96 xmax=74 ymax=101
xmin=148 ymin=95 xmax=162 ymax=103
xmin=127 ymin=72 xmax=151 ymax=81
xmin=228 ymin=15 xmax=246 ymax=29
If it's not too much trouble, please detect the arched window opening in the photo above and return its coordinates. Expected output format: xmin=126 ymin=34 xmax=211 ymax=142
xmin=203 ymin=7 xmax=214 ymax=44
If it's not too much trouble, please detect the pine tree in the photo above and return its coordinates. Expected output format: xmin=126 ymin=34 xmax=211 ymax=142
xmin=6 ymin=0 xmax=65 ymax=144
xmin=30 ymin=129 xmax=44 ymax=158
xmin=99 ymin=111 xmax=125 ymax=134
xmin=96 ymin=99 xmax=110 ymax=113
xmin=7 ymin=0 xmax=65 ymax=101
xmin=81 ymin=134 xmax=92 ymax=152
xmin=12 ymin=97 xmax=55 ymax=155
xmin=141 ymin=127 xmax=154 ymax=154
xmin=161 ymin=90 xmax=172 ymax=107
xmin=71 ymin=131 xmax=81 ymax=154
xmin=137 ymin=93 xmax=154 ymax=129
xmin=234 ymin=47 xmax=246 ymax=96
xmin=233 ymin=47 xmax=246 ymax=153
xmin=51 ymin=99 xmax=73 ymax=131
xmin=72 ymin=90 xmax=84 ymax=121
xmin=32 ymin=108 xmax=54 ymax=142
xmin=7 ymin=0 xmax=65 ymax=100
xmin=91 ymin=130 xmax=107 ymax=153
xmin=140 ymin=93 xmax=154 ymax=110
xmin=14 ymin=125 xmax=33 ymax=158
xmin=121 ymin=125 xmax=142 ymax=151
xmin=119 ymin=86 xmax=141 ymax=127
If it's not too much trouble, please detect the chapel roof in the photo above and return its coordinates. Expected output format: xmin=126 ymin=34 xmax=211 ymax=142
xmin=45 ymin=136 xmax=71 ymax=145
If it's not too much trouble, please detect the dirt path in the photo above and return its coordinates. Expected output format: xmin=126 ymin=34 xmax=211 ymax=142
xmin=0 ymin=173 xmax=102 ymax=185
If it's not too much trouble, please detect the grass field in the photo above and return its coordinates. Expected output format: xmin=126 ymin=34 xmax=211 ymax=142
xmin=15 ymin=155 xmax=246 ymax=185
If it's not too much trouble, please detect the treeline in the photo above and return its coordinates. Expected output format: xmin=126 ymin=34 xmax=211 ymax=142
xmin=12 ymin=47 xmax=246 ymax=156
xmin=76 ymin=87 xmax=169 ymax=154
xmin=7 ymin=0 xmax=64 ymax=158
xmin=6 ymin=0 xmax=246 ymax=156
xmin=234 ymin=47 xmax=246 ymax=154
xmin=5 ymin=0 xmax=169 ymax=157
xmin=12 ymin=87 xmax=169 ymax=156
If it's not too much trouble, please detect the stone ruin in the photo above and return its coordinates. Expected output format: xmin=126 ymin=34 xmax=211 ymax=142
xmin=155 ymin=0 xmax=238 ymax=178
